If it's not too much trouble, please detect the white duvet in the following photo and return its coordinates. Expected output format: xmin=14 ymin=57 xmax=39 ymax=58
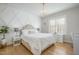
xmin=22 ymin=33 xmax=56 ymax=55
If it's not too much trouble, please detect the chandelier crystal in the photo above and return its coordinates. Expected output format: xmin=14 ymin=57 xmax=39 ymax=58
xmin=41 ymin=3 xmax=47 ymax=17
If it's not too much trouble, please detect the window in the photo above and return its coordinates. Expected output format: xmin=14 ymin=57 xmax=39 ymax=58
xmin=49 ymin=17 xmax=66 ymax=34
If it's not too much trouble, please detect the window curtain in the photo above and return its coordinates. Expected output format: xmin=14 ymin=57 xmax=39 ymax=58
xmin=49 ymin=17 xmax=66 ymax=35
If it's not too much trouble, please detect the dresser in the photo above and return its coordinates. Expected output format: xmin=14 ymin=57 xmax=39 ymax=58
xmin=72 ymin=33 xmax=79 ymax=55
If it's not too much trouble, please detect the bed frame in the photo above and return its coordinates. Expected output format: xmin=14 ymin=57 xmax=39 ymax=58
xmin=21 ymin=39 xmax=55 ymax=55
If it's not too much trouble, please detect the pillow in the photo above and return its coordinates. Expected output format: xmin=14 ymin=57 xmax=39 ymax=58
xmin=22 ymin=29 xmax=38 ymax=34
xmin=28 ymin=29 xmax=38 ymax=34
xmin=22 ymin=30 xmax=29 ymax=35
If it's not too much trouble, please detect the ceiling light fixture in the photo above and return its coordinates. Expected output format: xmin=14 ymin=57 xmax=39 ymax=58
xmin=41 ymin=3 xmax=47 ymax=17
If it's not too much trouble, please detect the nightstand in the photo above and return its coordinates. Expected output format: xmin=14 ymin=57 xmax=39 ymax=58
xmin=56 ymin=34 xmax=64 ymax=43
xmin=0 ymin=38 xmax=7 ymax=48
xmin=12 ymin=28 xmax=22 ymax=46
xmin=12 ymin=37 xmax=22 ymax=46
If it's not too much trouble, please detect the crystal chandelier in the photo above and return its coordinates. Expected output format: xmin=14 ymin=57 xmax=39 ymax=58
xmin=41 ymin=3 xmax=47 ymax=17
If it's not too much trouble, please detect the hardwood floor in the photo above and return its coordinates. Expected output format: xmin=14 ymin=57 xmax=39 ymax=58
xmin=0 ymin=44 xmax=32 ymax=55
xmin=42 ymin=43 xmax=73 ymax=55
xmin=0 ymin=43 xmax=73 ymax=55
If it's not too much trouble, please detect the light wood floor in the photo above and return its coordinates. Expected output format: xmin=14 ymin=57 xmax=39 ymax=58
xmin=42 ymin=43 xmax=73 ymax=55
xmin=0 ymin=44 xmax=32 ymax=55
xmin=0 ymin=43 xmax=73 ymax=55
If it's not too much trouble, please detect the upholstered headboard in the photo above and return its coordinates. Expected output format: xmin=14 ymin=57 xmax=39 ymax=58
xmin=21 ymin=24 xmax=34 ymax=30
xmin=21 ymin=24 xmax=39 ymax=34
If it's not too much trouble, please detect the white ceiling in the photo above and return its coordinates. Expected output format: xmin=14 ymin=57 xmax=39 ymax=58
xmin=0 ymin=3 xmax=79 ymax=17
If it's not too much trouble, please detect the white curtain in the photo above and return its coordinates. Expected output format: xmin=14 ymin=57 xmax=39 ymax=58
xmin=49 ymin=17 xmax=66 ymax=35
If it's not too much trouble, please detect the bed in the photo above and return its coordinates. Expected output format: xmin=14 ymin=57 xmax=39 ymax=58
xmin=21 ymin=24 xmax=56 ymax=54
xmin=21 ymin=31 xmax=56 ymax=55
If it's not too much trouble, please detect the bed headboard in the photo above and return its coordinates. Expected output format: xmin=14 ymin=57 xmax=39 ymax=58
xmin=21 ymin=24 xmax=39 ymax=34
xmin=21 ymin=24 xmax=34 ymax=30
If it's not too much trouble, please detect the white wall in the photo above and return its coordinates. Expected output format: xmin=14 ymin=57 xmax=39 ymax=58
xmin=41 ymin=6 xmax=79 ymax=43
xmin=0 ymin=4 xmax=41 ymax=45
xmin=0 ymin=6 xmax=41 ymax=28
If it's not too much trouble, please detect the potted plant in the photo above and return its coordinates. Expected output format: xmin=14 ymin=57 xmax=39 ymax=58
xmin=0 ymin=26 xmax=9 ymax=39
xmin=0 ymin=26 xmax=9 ymax=48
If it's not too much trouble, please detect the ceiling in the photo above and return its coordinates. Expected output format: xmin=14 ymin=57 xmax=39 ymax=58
xmin=0 ymin=3 xmax=79 ymax=17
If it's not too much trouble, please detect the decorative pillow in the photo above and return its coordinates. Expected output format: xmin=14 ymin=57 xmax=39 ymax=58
xmin=28 ymin=29 xmax=38 ymax=34
xmin=22 ymin=29 xmax=38 ymax=34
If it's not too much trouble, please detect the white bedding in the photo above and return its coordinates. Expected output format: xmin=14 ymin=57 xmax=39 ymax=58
xmin=21 ymin=33 xmax=56 ymax=55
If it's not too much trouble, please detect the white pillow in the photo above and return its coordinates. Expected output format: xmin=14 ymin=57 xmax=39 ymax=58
xmin=28 ymin=29 xmax=38 ymax=34
xmin=22 ymin=29 xmax=38 ymax=34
